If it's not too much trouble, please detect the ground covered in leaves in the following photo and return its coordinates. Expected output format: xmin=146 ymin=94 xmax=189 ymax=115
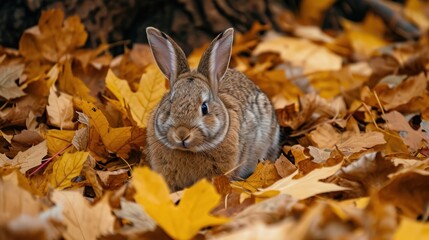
xmin=1 ymin=2 xmax=429 ymax=240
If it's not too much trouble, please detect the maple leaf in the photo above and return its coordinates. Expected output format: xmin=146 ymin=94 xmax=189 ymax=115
xmin=0 ymin=64 xmax=26 ymax=100
xmin=49 ymin=151 xmax=89 ymax=190
xmin=254 ymin=163 xmax=349 ymax=200
xmin=46 ymin=86 xmax=75 ymax=130
xmin=133 ymin=167 xmax=229 ymax=240
xmin=19 ymin=9 xmax=88 ymax=62
xmin=52 ymin=190 xmax=114 ymax=240
xmin=0 ymin=141 xmax=47 ymax=173
xmin=105 ymin=64 xmax=167 ymax=128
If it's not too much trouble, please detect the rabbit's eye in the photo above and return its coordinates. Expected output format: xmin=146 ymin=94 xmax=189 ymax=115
xmin=201 ymin=102 xmax=208 ymax=116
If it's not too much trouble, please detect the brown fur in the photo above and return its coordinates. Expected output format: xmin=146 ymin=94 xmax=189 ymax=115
xmin=146 ymin=27 xmax=280 ymax=190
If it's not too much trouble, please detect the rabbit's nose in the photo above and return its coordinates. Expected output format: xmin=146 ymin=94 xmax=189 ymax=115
xmin=175 ymin=126 xmax=191 ymax=142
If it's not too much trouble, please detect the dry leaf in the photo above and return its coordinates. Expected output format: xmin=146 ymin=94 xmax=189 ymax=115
xmin=133 ymin=167 xmax=229 ymax=240
xmin=45 ymin=129 xmax=75 ymax=155
xmin=52 ymin=190 xmax=114 ymax=240
xmin=383 ymin=111 xmax=429 ymax=151
xmin=274 ymin=154 xmax=297 ymax=178
xmin=232 ymin=161 xmax=282 ymax=192
xmin=113 ymin=198 xmax=157 ymax=233
xmin=379 ymin=169 xmax=429 ymax=218
xmin=336 ymin=131 xmax=386 ymax=157
xmin=46 ymin=86 xmax=75 ymax=130
xmin=0 ymin=64 xmax=26 ymax=100
xmin=49 ymin=151 xmax=89 ymax=190
xmin=254 ymin=163 xmax=348 ymax=200
xmin=253 ymin=34 xmax=342 ymax=74
xmin=58 ymin=61 xmax=95 ymax=103
xmin=79 ymin=101 xmax=133 ymax=158
xmin=19 ymin=9 xmax=87 ymax=62
xmin=0 ymin=141 xmax=47 ymax=173
xmin=105 ymin=65 xmax=167 ymax=128
xmin=308 ymin=146 xmax=331 ymax=164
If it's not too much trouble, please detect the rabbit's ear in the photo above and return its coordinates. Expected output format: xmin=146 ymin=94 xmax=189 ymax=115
xmin=198 ymin=28 xmax=234 ymax=94
xmin=146 ymin=27 xmax=190 ymax=85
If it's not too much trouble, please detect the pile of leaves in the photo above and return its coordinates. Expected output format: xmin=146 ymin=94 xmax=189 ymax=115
xmin=1 ymin=1 xmax=429 ymax=239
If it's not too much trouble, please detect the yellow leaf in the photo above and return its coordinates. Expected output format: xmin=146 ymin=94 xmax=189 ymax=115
xmin=106 ymin=64 xmax=167 ymax=128
xmin=133 ymin=167 xmax=229 ymax=240
xmin=45 ymin=129 xmax=75 ymax=155
xmin=253 ymin=36 xmax=342 ymax=74
xmin=58 ymin=60 xmax=95 ymax=102
xmin=49 ymin=151 xmax=88 ymax=190
xmin=231 ymin=161 xmax=282 ymax=192
xmin=394 ymin=217 xmax=429 ymax=240
xmin=79 ymin=100 xmax=136 ymax=158
xmin=254 ymin=163 xmax=348 ymax=200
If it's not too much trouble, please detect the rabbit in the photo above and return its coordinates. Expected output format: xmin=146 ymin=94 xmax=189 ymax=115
xmin=145 ymin=27 xmax=280 ymax=191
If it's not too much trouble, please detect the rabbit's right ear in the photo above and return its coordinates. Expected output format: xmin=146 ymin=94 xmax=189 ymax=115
xmin=146 ymin=27 xmax=190 ymax=85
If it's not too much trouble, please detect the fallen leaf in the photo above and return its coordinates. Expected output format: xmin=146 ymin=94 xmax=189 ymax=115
xmin=274 ymin=154 xmax=297 ymax=178
xmin=232 ymin=161 xmax=282 ymax=192
xmin=79 ymin=101 xmax=134 ymax=158
xmin=58 ymin=61 xmax=95 ymax=103
xmin=0 ymin=64 xmax=26 ymax=100
xmin=49 ymin=151 xmax=89 ymax=190
xmin=0 ymin=141 xmax=47 ymax=173
xmin=308 ymin=146 xmax=331 ymax=164
xmin=254 ymin=163 xmax=348 ymax=200
xmin=45 ymin=129 xmax=75 ymax=155
xmin=52 ymin=190 xmax=114 ymax=240
xmin=105 ymin=64 xmax=167 ymax=128
xmin=253 ymin=35 xmax=342 ymax=74
xmin=133 ymin=167 xmax=229 ymax=240
xmin=46 ymin=86 xmax=75 ymax=130
xmin=383 ymin=111 xmax=429 ymax=151
xmin=113 ymin=198 xmax=157 ymax=233
xmin=375 ymin=73 xmax=427 ymax=110
xmin=379 ymin=168 xmax=429 ymax=218
xmin=19 ymin=9 xmax=88 ymax=62
xmin=336 ymin=131 xmax=386 ymax=157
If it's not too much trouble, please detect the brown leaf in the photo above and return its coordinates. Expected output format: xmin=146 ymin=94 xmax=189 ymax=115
xmin=383 ymin=111 xmax=429 ymax=151
xmin=274 ymin=154 xmax=297 ymax=178
xmin=375 ymin=73 xmax=427 ymax=110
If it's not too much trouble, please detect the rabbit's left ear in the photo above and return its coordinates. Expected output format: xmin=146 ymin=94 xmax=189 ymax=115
xmin=198 ymin=28 xmax=234 ymax=94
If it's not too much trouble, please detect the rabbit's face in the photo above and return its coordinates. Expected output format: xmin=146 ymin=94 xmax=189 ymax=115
xmin=154 ymin=73 xmax=229 ymax=152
